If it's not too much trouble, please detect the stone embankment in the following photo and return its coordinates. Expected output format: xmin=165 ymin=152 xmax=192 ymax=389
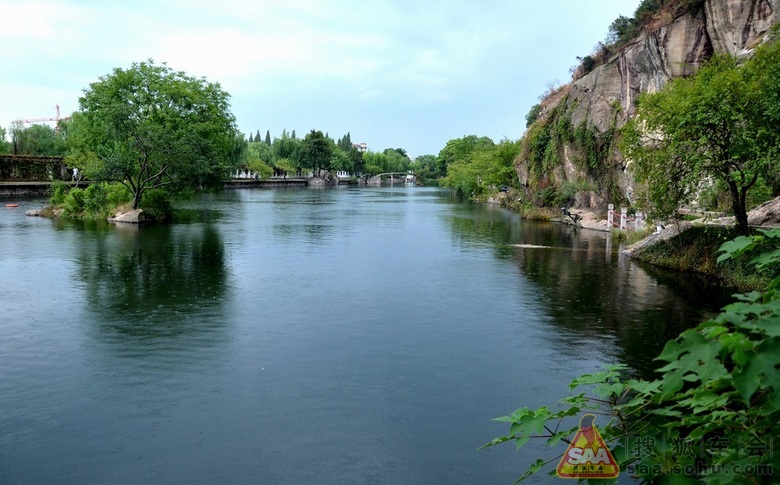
xmin=625 ymin=196 xmax=780 ymax=256
xmin=561 ymin=196 xmax=780 ymax=233
xmin=488 ymin=192 xmax=780 ymax=256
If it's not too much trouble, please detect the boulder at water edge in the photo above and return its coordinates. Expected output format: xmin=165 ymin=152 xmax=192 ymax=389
xmin=109 ymin=209 xmax=146 ymax=223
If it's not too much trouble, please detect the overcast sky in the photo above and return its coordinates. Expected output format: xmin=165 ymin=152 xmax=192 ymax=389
xmin=1 ymin=0 xmax=639 ymax=157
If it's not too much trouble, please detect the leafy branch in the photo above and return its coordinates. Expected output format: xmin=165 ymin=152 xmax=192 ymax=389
xmin=486 ymin=228 xmax=780 ymax=483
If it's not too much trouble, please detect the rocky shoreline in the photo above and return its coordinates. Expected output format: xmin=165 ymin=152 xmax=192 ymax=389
xmin=26 ymin=206 xmax=148 ymax=223
xmin=486 ymin=192 xmax=780 ymax=254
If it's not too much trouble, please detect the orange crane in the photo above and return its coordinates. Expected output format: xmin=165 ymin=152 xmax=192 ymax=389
xmin=15 ymin=105 xmax=72 ymax=134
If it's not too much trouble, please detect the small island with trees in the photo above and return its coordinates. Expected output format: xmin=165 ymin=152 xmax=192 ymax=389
xmin=0 ymin=60 xmax=467 ymax=222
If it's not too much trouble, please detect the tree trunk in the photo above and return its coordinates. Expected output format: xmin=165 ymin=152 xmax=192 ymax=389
xmin=730 ymin=184 xmax=749 ymax=235
xmin=132 ymin=189 xmax=141 ymax=210
xmin=734 ymin=204 xmax=749 ymax=235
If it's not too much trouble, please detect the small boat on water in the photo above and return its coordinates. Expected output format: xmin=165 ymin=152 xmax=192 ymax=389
xmin=5 ymin=203 xmax=19 ymax=208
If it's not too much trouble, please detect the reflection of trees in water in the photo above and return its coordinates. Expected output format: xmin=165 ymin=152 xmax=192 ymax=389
xmin=75 ymin=224 xmax=230 ymax=341
xmin=443 ymin=208 xmax=728 ymax=378
xmin=53 ymin=217 xmax=114 ymax=234
xmin=272 ymin=223 xmax=334 ymax=245
xmin=270 ymin=189 xmax=337 ymax=245
xmin=443 ymin=205 xmax=522 ymax=255
xmin=509 ymin=233 xmax=728 ymax=378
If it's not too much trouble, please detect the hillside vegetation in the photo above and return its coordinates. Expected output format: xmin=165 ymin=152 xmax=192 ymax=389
xmin=515 ymin=0 xmax=779 ymax=226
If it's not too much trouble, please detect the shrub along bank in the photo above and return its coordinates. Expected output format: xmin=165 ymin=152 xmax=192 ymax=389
xmin=46 ymin=181 xmax=174 ymax=221
xmin=485 ymin=228 xmax=780 ymax=483
xmin=631 ymin=225 xmax=772 ymax=292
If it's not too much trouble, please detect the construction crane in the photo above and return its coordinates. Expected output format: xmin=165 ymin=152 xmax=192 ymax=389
xmin=14 ymin=105 xmax=72 ymax=134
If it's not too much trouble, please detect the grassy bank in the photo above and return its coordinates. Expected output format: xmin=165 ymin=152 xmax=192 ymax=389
xmin=486 ymin=188 xmax=558 ymax=221
xmin=489 ymin=188 xmax=766 ymax=291
xmin=47 ymin=181 xmax=173 ymax=221
xmin=631 ymin=225 xmax=771 ymax=291
xmin=612 ymin=227 xmax=654 ymax=245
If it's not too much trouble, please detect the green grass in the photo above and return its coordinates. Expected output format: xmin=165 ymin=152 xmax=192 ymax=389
xmin=632 ymin=225 xmax=770 ymax=291
xmin=612 ymin=227 xmax=654 ymax=245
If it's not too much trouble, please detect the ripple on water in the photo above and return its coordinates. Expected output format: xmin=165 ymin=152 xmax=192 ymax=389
xmin=0 ymin=188 xmax=728 ymax=484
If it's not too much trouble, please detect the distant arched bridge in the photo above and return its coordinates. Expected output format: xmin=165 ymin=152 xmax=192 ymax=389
xmin=366 ymin=172 xmax=417 ymax=186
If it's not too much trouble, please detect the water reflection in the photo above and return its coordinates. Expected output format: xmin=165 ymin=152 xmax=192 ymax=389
xmin=73 ymin=223 xmax=230 ymax=343
xmin=444 ymin=205 xmax=729 ymax=378
xmin=511 ymin=232 xmax=730 ymax=377
xmin=0 ymin=188 xmax=735 ymax=483
xmin=443 ymin=204 xmax=520 ymax=246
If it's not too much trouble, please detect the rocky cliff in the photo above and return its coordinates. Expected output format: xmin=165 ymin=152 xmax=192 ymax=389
xmin=517 ymin=0 xmax=778 ymax=210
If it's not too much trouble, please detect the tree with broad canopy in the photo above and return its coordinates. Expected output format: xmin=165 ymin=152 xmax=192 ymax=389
xmin=300 ymin=129 xmax=332 ymax=175
xmin=66 ymin=60 xmax=242 ymax=210
xmin=622 ymin=40 xmax=780 ymax=235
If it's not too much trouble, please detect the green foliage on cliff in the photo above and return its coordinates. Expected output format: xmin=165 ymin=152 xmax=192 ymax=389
xmin=574 ymin=118 xmax=615 ymax=173
xmin=521 ymin=100 xmax=570 ymax=179
xmin=519 ymin=96 xmax=618 ymax=207
xmin=525 ymin=104 xmax=542 ymax=128
xmin=634 ymin=0 xmax=706 ymax=25
xmin=607 ymin=15 xmax=639 ymax=45
xmin=484 ymin=229 xmax=780 ymax=483
xmin=574 ymin=0 xmax=708 ymax=81
xmin=623 ymin=39 xmax=780 ymax=234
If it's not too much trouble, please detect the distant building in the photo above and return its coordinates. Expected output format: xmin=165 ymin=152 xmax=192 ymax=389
xmin=352 ymin=142 xmax=368 ymax=152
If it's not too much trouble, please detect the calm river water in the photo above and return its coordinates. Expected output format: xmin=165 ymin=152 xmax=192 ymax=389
xmin=1 ymin=187 xmax=729 ymax=484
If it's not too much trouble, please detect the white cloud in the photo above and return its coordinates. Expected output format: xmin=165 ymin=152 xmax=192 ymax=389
xmin=0 ymin=1 xmax=80 ymax=41
xmin=0 ymin=0 xmax=641 ymax=153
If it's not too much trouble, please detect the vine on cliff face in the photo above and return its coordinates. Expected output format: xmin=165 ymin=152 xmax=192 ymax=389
xmin=519 ymin=96 xmax=620 ymax=208
xmin=521 ymin=98 xmax=572 ymax=181
xmin=573 ymin=120 xmax=615 ymax=177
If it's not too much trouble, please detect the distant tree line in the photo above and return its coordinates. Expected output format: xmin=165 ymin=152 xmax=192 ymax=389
xmin=0 ymin=122 xmax=67 ymax=157
xmin=2 ymin=58 xmax=525 ymax=220
xmin=2 ymin=70 xmax=521 ymax=198
xmin=2 ymin=117 xmax=462 ymax=186
xmin=241 ymin=128 xmax=449 ymax=181
xmin=437 ymin=135 xmax=521 ymax=198
xmin=242 ymin=129 xmax=368 ymax=178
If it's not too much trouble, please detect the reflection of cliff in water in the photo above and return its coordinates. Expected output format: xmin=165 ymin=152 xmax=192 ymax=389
xmin=73 ymin=223 xmax=231 ymax=344
xmin=444 ymin=206 xmax=730 ymax=378
xmin=510 ymin=228 xmax=730 ymax=378
xmin=442 ymin=203 xmax=522 ymax=253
